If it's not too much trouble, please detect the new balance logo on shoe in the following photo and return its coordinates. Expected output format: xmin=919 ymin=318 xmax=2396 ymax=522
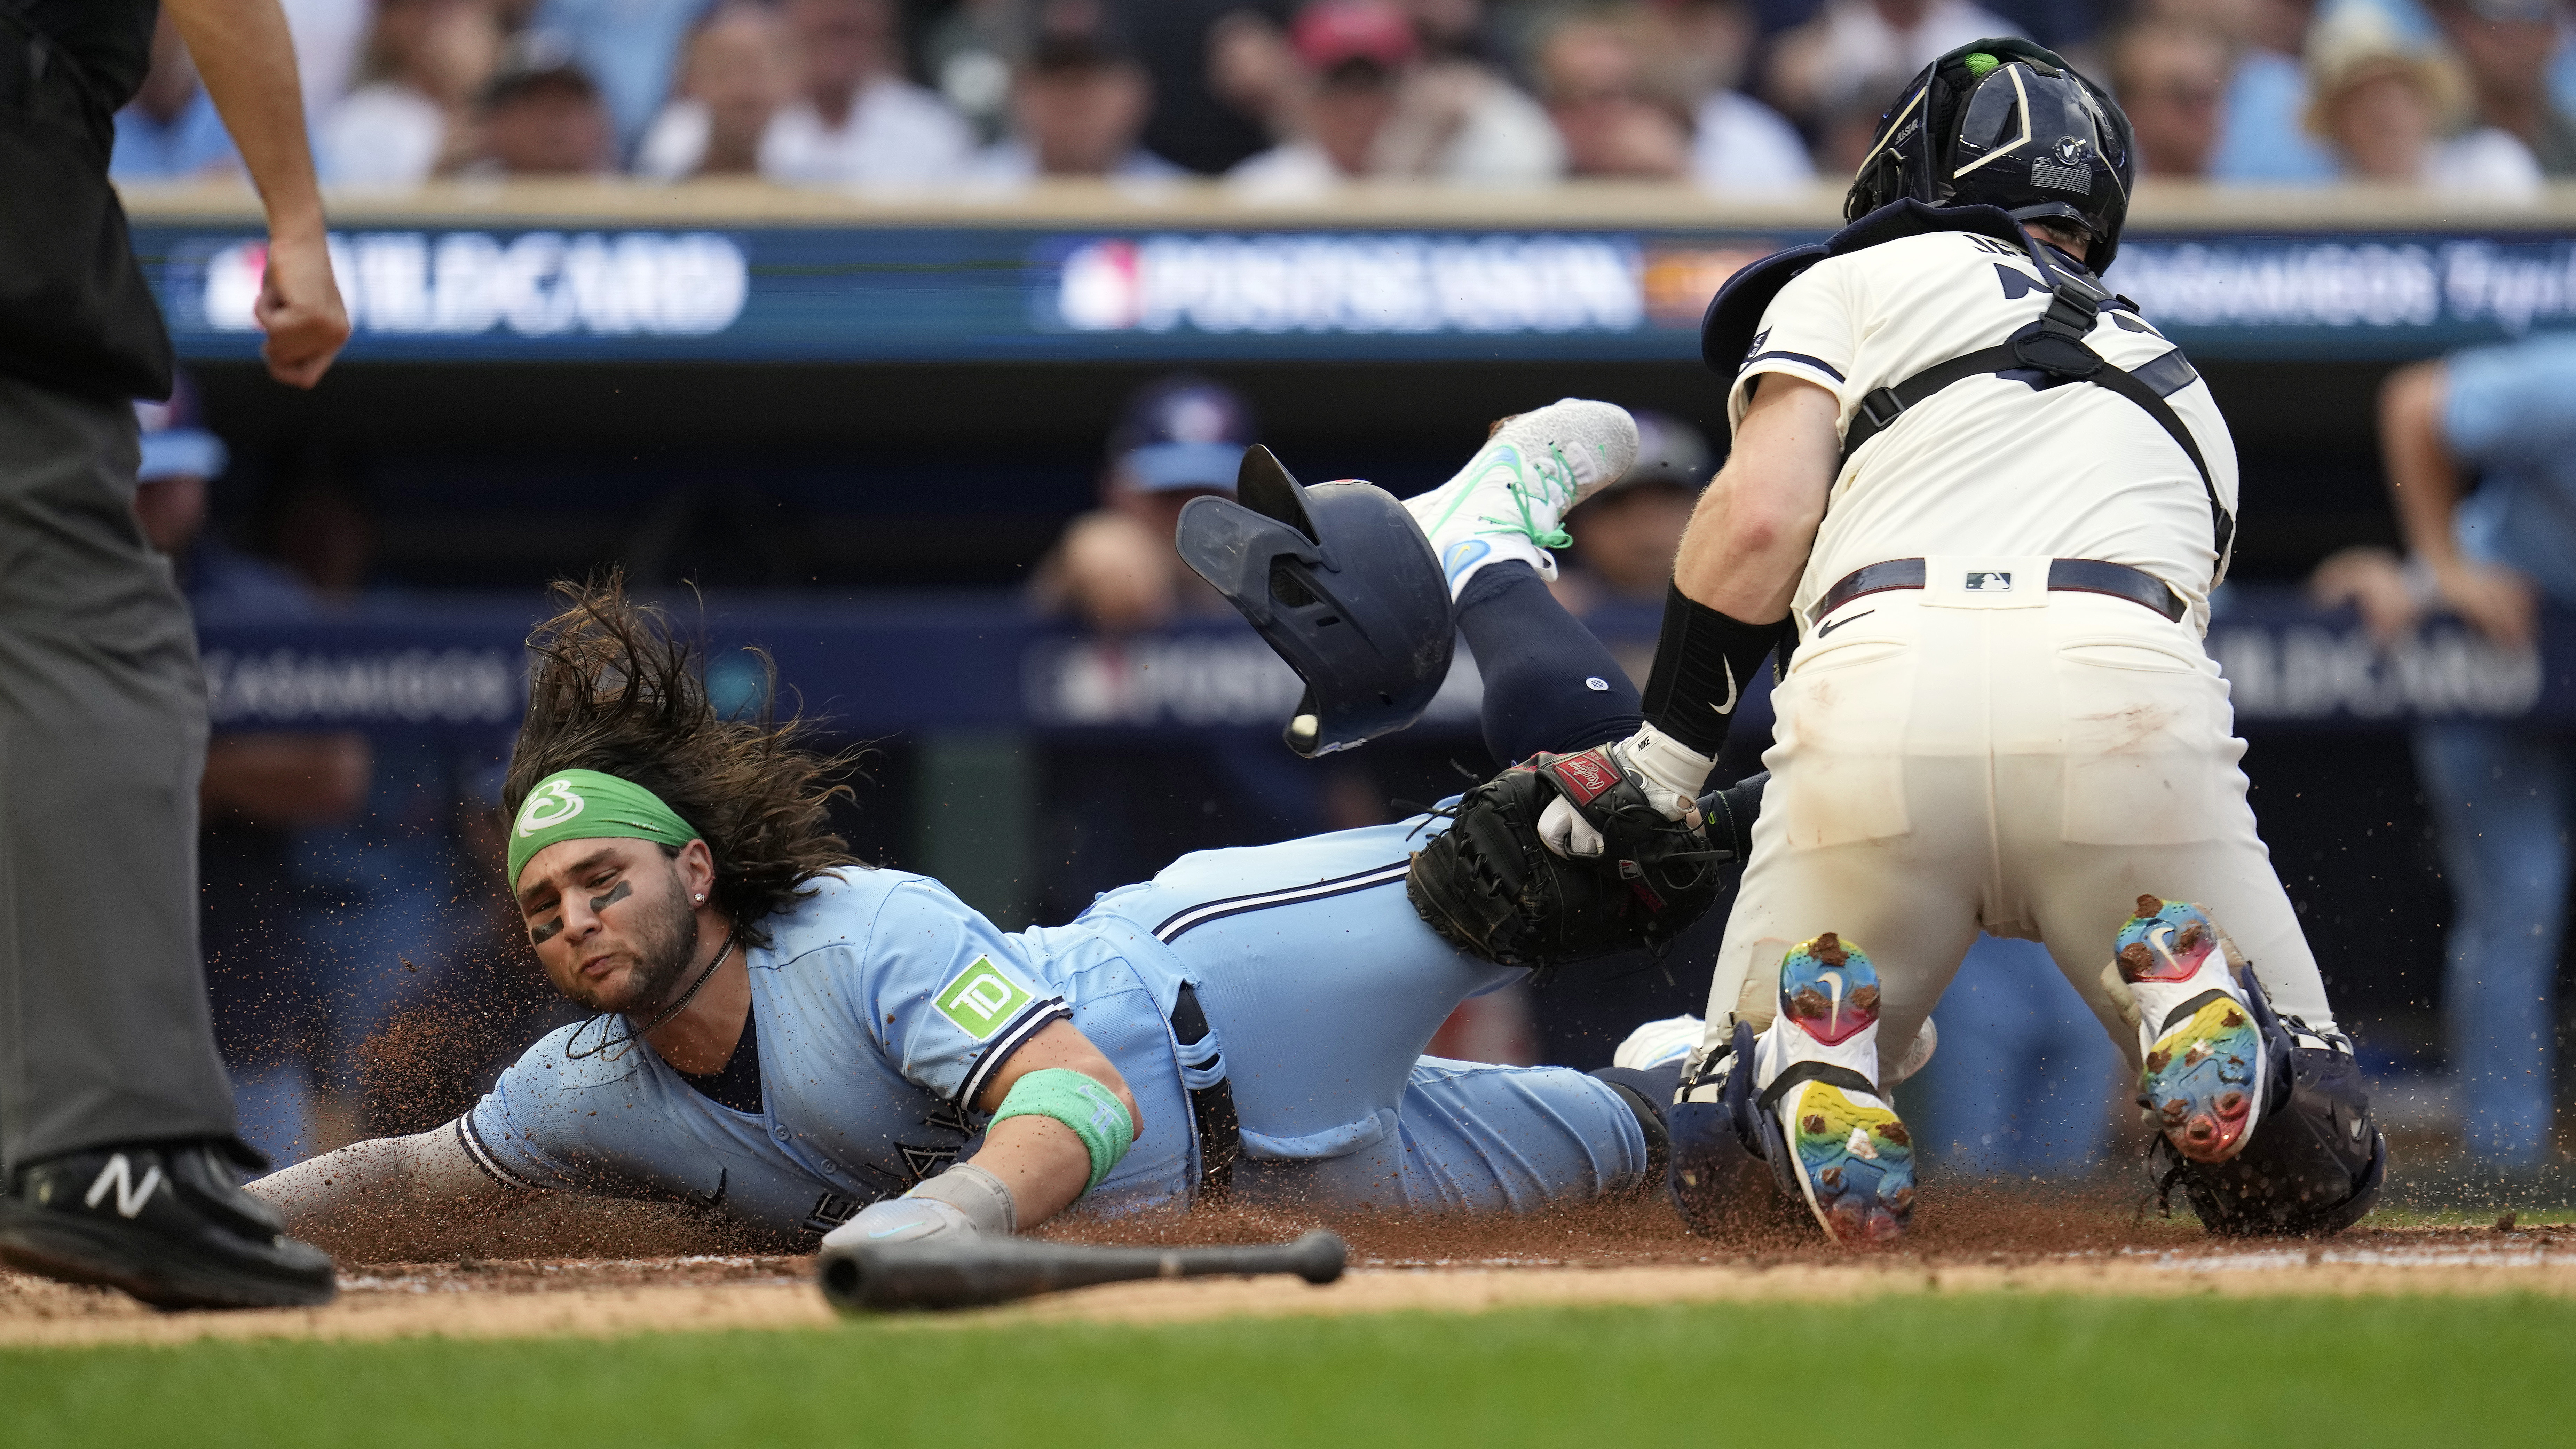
xmin=82 ymin=1154 xmax=163 ymax=1219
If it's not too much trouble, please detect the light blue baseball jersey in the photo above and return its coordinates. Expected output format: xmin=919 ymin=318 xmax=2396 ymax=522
xmin=457 ymin=823 xmax=1650 ymax=1241
xmin=2446 ymin=331 xmax=2576 ymax=604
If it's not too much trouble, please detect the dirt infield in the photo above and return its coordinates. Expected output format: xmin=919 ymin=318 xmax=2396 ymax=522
xmin=7 ymin=1196 xmax=2575 ymax=1348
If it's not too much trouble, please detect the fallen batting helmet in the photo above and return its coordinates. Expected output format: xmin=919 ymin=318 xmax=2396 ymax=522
xmin=1845 ymin=38 xmax=2136 ymax=271
xmin=1176 ymin=445 xmax=1454 ymax=758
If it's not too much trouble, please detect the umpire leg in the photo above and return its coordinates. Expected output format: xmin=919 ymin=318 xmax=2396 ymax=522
xmin=0 ymin=377 xmax=240 ymax=1169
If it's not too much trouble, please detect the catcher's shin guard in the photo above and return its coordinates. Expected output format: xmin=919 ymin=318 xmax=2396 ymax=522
xmin=2149 ymin=970 xmax=2387 ymax=1237
xmin=1588 ymin=1063 xmax=1678 ymax=1190
xmin=1665 ymin=1020 xmax=1802 ymax=1237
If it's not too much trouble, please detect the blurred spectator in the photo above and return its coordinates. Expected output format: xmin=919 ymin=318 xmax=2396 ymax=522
xmin=1811 ymin=66 xmax=1915 ymax=174
xmin=2310 ymin=333 xmax=2576 ymax=1165
xmin=1766 ymin=0 xmax=2021 ymax=131
xmin=130 ymin=388 xmax=374 ymax=1165
xmin=281 ymin=0 xmax=376 ymax=124
xmin=1554 ymin=410 xmax=1709 ymax=616
xmin=1535 ymin=9 xmax=1692 ymax=178
xmin=1136 ymin=0 xmax=1296 ymax=174
xmin=1027 ymin=375 xmax=1355 ymax=926
xmin=1207 ymin=8 xmax=1311 ymax=149
xmin=2303 ymin=6 xmax=2541 ymax=192
xmin=317 ymin=0 xmax=502 ymax=188
xmin=2556 ymin=2 xmax=2576 ymax=120
xmin=2111 ymin=19 xmax=2233 ymax=177
xmin=761 ymin=0 xmax=977 ymax=184
xmin=249 ymin=461 xmax=476 ymax=1163
xmin=1372 ymin=0 xmax=1566 ymax=182
xmin=922 ymin=0 xmax=1031 ymax=144
xmin=475 ymin=32 xmax=617 ymax=174
xmin=1227 ymin=1 xmax=1417 ymax=196
xmin=2200 ymin=0 xmax=2344 ymax=181
xmin=532 ymin=0 xmax=718 ymax=159
xmin=1978 ymin=0 xmax=2103 ymax=52
xmin=636 ymin=1 xmax=795 ymax=178
xmin=112 ymin=10 xmax=242 ymax=181
xmin=132 ymin=382 xmax=316 ymax=614
xmin=1031 ymin=374 xmax=1256 ymax=631
xmin=2428 ymin=0 xmax=2576 ymax=175
xmin=970 ymin=1 xmax=1184 ymax=181
xmin=1667 ymin=0 xmax=1816 ymax=191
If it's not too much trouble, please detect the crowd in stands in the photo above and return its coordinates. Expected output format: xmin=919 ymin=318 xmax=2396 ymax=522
xmin=111 ymin=0 xmax=2576 ymax=196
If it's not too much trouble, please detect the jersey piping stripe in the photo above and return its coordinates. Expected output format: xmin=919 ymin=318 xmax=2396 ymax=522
xmin=1151 ymin=861 xmax=1411 ymax=944
xmin=455 ymin=1114 xmax=545 ymax=1193
xmin=954 ymin=997 xmax=1073 ymax=1110
xmin=1741 ymin=350 xmax=1846 ymax=382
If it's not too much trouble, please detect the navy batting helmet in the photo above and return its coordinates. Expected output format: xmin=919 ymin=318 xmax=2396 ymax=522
xmin=1175 ymin=445 xmax=1454 ymax=758
xmin=1846 ymin=38 xmax=2135 ymax=271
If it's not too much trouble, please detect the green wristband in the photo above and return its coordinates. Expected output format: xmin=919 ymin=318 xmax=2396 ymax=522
xmin=989 ymin=1068 xmax=1135 ymax=1193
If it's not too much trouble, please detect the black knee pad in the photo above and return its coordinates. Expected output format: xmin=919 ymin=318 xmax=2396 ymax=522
xmin=2155 ymin=974 xmax=2387 ymax=1237
xmin=1589 ymin=1063 xmax=1677 ymax=1186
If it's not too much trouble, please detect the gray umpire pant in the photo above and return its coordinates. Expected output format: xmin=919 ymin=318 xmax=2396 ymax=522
xmin=0 ymin=373 xmax=239 ymax=1173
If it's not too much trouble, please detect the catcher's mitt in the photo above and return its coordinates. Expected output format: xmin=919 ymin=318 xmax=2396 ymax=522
xmin=1405 ymin=748 xmax=1730 ymax=972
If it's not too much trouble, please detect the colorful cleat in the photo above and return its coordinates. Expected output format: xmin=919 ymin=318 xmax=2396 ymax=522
xmin=2114 ymin=896 xmax=2266 ymax=1164
xmin=1752 ymin=934 xmax=1916 ymax=1243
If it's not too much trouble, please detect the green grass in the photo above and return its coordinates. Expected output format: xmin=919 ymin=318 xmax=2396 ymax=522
xmin=6 ymin=1294 xmax=2564 ymax=1447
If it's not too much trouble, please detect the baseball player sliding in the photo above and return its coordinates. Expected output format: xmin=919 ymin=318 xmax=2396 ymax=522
xmin=1461 ymin=40 xmax=2384 ymax=1244
xmin=251 ymin=403 xmax=1767 ymax=1252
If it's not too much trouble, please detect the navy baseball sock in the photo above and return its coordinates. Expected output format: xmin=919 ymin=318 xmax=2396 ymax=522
xmin=1456 ymin=561 xmax=1643 ymax=768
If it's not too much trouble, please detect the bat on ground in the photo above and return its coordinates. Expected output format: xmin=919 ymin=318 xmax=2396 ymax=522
xmin=818 ymin=1229 xmax=1347 ymax=1312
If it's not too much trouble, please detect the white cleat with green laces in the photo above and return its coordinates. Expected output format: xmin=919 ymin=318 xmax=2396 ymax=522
xmin=1404 ymin=400 xmax=1639 ymax=596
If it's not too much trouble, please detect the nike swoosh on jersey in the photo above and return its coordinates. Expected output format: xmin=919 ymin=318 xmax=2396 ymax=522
xmin=1816 ymin=609 xmax=1875 ymax=638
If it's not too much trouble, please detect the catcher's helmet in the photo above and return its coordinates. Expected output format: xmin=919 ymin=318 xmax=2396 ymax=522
xmin=1846 ymin=38 xmax=2135 ymax=271
xmin=1176 ymin=445 xmax=1455 ymax=758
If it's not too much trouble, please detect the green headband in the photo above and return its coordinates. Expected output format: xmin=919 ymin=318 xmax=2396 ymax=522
xmin=508 ymin=769 xmax=701 ymax=887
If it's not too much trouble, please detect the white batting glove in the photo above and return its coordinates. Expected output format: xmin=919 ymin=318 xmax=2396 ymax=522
xmin=820 ymin=1195 xmax=979 ymax=1250
xmin=1535 ymin=726 xmax=1715 ymax=858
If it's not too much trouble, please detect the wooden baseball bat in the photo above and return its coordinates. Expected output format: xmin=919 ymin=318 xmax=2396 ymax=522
xmin=818 ymin=1229 xmax=1346 ymax=1313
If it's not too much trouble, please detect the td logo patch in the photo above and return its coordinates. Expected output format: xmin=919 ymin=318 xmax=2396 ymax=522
xmin=934 ymin=957 xmax=1034 ymax=1040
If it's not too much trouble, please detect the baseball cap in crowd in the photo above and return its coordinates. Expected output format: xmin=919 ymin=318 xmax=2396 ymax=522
xmin=134 ymin=374 xmax=228 ymax=483
xmin=1588 ymin=410 xmax=1711 ymax=500
xmin=1109 ymin=375 xmax=1256 ymax=493
xmin=483 ymin=29 xmax=600 ymax=107
xmin=1293 ymin=0 xmax=1417 ymax=74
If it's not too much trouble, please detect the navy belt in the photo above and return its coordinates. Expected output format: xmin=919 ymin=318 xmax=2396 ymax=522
xmin=1815 ymin=558 xmax=2185 ymax=624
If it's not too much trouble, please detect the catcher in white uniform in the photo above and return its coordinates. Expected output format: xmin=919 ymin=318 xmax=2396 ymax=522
xmin=1536 ymin=40 xmax=2384 ymax=1243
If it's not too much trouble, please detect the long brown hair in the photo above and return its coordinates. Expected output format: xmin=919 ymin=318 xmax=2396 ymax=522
xmin=504 ymin=573 xmax=864 ymax=944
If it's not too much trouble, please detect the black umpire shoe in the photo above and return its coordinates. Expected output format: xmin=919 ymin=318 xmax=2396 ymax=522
xmin=0 ymin=1141 xmax=336 ymax=1310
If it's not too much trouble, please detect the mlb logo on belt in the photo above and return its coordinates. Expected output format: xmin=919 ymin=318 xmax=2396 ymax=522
xmin=1963 ymin=571 xmax=2014 ymax=592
